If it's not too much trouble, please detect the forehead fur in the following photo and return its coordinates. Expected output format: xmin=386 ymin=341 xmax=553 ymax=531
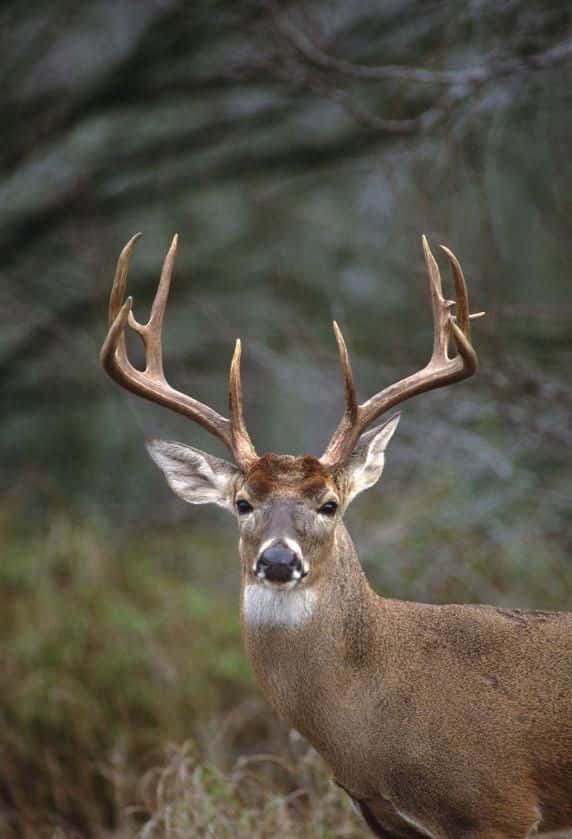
xmin=244 ymin=454 xmax=335 ymax=500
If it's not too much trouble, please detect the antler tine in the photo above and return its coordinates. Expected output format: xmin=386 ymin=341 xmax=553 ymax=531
xmin=125 ymin=233 xmax=178 ymax=378
xmin=101 ymin=233 xmax=141 ymax=384
xmin=229 ymin=339 xmax=258 ymax=467
xmin=320 ymin=236 xmax=482 ymax=468
xmin=423 ymin=234 xmax=452 ymax=367
xmin=108 ymin=233 xmax=141 ymax=326
xmin=100 ymin=295 xmax=134 ymax=378
xmin=439 ymin=244 xmax=484 ymax=376
xmin=333 ymin=321 xmax=359 ymax=424
xmin=439 ymin=244 xmax=469 ymax=339
xmin=100 ymin=234 xmax=258 ymax=471
xmin=318 ymin=322 xmax=359 ymax=467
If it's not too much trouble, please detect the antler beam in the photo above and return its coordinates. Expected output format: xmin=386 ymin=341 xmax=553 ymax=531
xmin=320 ymin=236 xmax=483 ymax=467
xmin=100 ymin=234 xmax=258 ymax=471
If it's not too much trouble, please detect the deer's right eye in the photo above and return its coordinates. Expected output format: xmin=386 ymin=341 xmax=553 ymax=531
xmin=236 ymin=499 xmax=253 ymax=515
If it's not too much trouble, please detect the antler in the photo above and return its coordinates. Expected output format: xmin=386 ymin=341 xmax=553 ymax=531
xmin=100 ymin=234 xmax=258 ymax=471
xmin=320 ymin=236 xmax=484 ymax=467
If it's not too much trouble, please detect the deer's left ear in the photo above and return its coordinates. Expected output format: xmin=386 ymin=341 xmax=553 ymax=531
xmin=343 ymin=414 xmax=400 ymax=506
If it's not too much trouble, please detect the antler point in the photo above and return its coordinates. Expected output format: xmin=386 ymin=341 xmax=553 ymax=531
xmin=421 ymin=234 xmax=435 ymax=261
xmin=120 ymin=233 xmax=142 ymax=260
xmin=231 ymin=338 xmax=243 ymax=366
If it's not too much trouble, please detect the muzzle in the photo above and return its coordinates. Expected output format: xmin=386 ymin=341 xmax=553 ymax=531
xmin=255 ymin=540 xmax=304 ymax=584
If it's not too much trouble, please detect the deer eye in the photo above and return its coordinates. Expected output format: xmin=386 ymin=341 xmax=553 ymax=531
xmin=318 ymin=501 xmax=338 ymax=516
xmin=236 ymin=499 xmax=253 ymax=515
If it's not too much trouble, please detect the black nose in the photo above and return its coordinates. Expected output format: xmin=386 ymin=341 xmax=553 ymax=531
xmin=256 ymin=543 xmax=302 ymax=583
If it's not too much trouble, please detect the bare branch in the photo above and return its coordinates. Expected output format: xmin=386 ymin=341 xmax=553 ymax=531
xmin=270 ymin=5 xmax=572 ymax=89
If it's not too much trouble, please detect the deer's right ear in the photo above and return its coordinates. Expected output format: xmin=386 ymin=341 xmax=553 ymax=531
xmin=145 ymin=440 xmax=240 ymax=510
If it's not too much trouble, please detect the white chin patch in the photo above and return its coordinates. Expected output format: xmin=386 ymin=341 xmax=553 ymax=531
xmin=243 ymin=584 xmax=317 ymax=629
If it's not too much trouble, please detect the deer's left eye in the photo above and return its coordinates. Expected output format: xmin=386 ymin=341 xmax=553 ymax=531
xmin=236 ymin=499 xmax=253 ymax=515
xmin=318 ymin=501 xmax=338 ymax=516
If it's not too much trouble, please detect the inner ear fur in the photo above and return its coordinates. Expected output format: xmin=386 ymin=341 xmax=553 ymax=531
xmin=145 ymin=439 xmax=240 ymax=510
xmin=342 ymin=414 xmax=400 ymax=505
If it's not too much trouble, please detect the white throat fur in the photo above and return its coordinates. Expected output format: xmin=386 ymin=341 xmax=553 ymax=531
xmin=243 ymin=584 xmax=317 ymax=629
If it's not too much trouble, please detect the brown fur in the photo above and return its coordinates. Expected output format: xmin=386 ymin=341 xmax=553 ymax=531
xmin=245 ymin=454 xmax=333 ymax=500
xmin=238 ymin=456 xmax=572 ymax=839
xmin=143 ymin=441 xmax=571 ymax=839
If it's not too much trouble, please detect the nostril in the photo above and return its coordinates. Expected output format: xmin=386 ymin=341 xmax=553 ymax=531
xmin=256 ymin=543 xmax=303 ymax=582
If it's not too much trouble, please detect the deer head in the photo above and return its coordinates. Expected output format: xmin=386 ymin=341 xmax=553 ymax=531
xmin=101 ymin=233 xmax=481 ymax=597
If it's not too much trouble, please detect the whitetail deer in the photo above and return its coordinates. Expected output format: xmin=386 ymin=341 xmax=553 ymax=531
xmin=101 ymin=233 xmax=572 ymax=839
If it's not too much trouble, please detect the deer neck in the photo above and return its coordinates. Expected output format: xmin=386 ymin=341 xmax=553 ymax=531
xmin=240 ymin=523 xmax=386 ymax=744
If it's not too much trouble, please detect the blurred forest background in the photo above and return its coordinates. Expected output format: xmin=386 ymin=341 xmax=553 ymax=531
xmin=1 ymin=1 xmax=571 ymax=836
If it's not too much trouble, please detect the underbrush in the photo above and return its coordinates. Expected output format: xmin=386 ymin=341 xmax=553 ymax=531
xmin=121 ymin=739 xmax=364 ymax=838
xmin=0 ymin=510 xmax=368 ymax=837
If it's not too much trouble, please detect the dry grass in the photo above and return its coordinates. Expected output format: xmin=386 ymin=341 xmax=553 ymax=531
xmin=129 ymin=739 xmax=367 ymax=839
